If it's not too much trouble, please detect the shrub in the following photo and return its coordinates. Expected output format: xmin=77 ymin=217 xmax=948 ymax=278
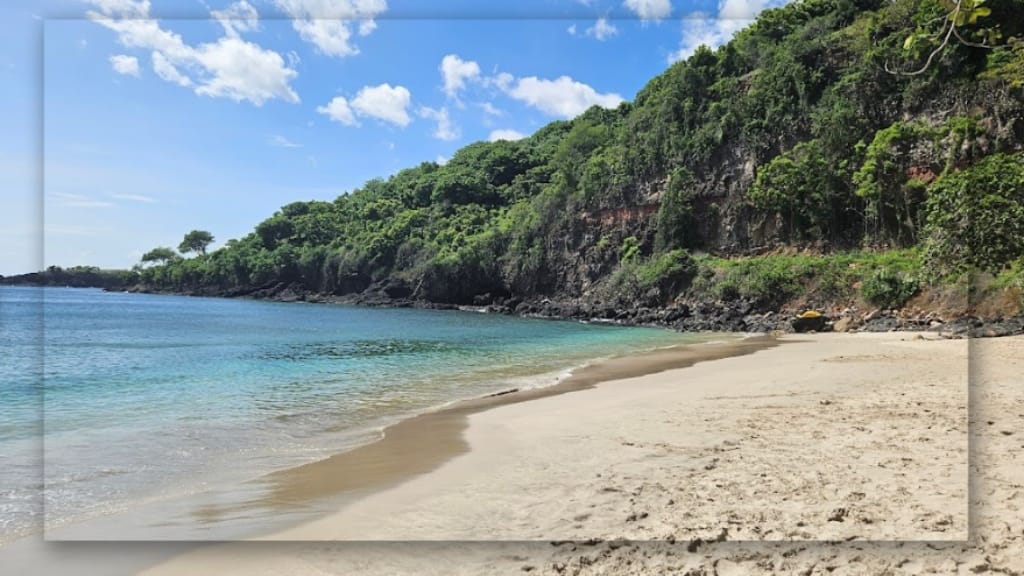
xmin=860 ymin=267 xmax=919 ymax=308
xmin=922 ymin=152 xmax=1024 ymax=278
xmin=638 ymin=249 xmax=698 ymax=299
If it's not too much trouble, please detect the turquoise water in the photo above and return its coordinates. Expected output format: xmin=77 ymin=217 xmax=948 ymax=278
xmin=0 ymin=286 xmax=707 ymax=541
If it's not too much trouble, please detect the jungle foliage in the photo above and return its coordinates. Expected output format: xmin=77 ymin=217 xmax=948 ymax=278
xmin=134 ymin=0 xmax=1024 ymax=308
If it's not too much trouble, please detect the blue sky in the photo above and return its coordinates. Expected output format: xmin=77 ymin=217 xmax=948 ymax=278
xmin=0 ymin=0 xmax=787 ymax=274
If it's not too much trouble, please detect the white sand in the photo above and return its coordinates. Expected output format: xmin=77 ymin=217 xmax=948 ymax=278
xmin=125 ymin=332 xmax=1016 ymax=576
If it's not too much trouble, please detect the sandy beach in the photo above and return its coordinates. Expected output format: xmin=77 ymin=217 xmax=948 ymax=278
xmin=91 ymin=330 xmax=1021 ymax=576
xmin=8 ymin=332 xmax=1022 ymax=575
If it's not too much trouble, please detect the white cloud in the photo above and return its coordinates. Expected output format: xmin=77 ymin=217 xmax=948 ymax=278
xmin=567 ymin=24 xmax=578 ymax=35
xmin=358 ymin=19 xmax=377 ymax=36
xmin=440 ymin=54 xmax=481 ymax=99
xmin=273 ymin=0 xmax=386 ymax=58
xmin=586 ymin=18 xmax=618 ymax=40
xmin=192 ymin=37 xmax=299 ymax=104
xmin=109 ymin=54 xmax=139 ymax=76
xmin=87 ymin=0 xmax=149 ymax=18
xmin=317 ymin=96 xmax=358 ymax=126
xmin=90 ymin=15 xmax=193 ymax=61
xmin=268 ymin=135 xmax=301 ymax=148
xmin=111 ymin=193 xmax=157 ymax=203
xmin=435 ymin=155 xmax=449 ymax=166
xmin=291 ymin=20 xmax=356 ymax=57
xmin=669 ymin=0 xmax=790 ymax=63
xmin=489 ymin=129 xmax=526 ymax=142
xmin=318 ymin=83 xmax=412 ymax=128
xmin=351 ymin=83 xmax=412 ymax=127
xmin=152 ymin=51 xmax=191 ymax=86
xmin=211 ymin=1 xmax=260 ymax=38
xmin=87 ymin=1 xmax=299 ymax=105
xmin=50 ymin=192 xmax=114 ymax=208
xmin=419 ymin=106 xmax=458 ymax=141
xmin=624 ymin=0 xmax=672 ymax=21
xmin=479 ymin=102 xmax=503 ymax=116
xmin=490 ymin=71 xmax=515 ymax=91
xmin=504 ymin=75 xmax=624 ymax=118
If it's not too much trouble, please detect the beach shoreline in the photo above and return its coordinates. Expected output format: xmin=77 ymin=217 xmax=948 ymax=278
xmin=6 ymin=332 xmax=1013 ymax=575
xmin=38 ymin=332 xmax=775 ymax=543
xmin=111 ymin=330 xmax=987 ymax=576
xmin=236 ymin=332 xmax=778 ymax=522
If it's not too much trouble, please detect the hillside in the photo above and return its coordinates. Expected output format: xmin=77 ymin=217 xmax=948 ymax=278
xmin=128 ymin=0 xmax=1024 ymax=332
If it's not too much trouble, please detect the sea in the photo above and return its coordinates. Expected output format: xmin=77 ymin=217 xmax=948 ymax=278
xmin=0 ymin=286 xmax=712 ymax=542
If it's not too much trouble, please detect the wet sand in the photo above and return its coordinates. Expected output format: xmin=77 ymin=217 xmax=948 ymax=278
xmin=195 ymin=334 xmax=777 ymax=522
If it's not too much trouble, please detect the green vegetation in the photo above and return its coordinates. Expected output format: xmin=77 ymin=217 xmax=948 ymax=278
xmin=923 ymin=152 xmax=1024 ymax=278
xmin=127 ymin=0 xmax=1024 ymax=314
xmin=689 ymin=250 xmax=923 ymax=308
xmin=140 ymin=247 xmax=180 ymax=265
xmin=604 ymin=249 xmax=698 ymax=306
xmin=0 ymin=265 xmax=137 ymax=289
xmin=178 ymin=230 xmax=214 ymax=256
xmin=860 ymin=267 xmax=921 ymax=308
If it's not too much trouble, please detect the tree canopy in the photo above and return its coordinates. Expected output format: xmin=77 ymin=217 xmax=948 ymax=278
xmin=141 ymin=247 xmax=180 ymax=265
xmin=130 ymin=0 xmax=1024 ymax=306
xmin=179 ymin=230 xmax=214 ymax=256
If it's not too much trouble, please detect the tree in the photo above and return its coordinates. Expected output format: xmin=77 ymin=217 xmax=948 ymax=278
xmin=140 ymin=247 xmax=180 ymax=265
xmin=887 ymin=0 xmax=999 ymax=75
xmin=179 ymin=230 xmax=214 ymax=256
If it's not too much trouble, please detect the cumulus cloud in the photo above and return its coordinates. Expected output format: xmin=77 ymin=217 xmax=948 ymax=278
xmin=479 ymin=102 xmax=503 ymax=116
xmin=586 ymin=18 xmax=618 ymax=40
xmin=351 ymin=83 xmax=412 ymax=126
xmin=291 ymin=20 xmax=357 ymax=58
xmin=440 ymin=54 xmax=481 ymax=99
xmin=488 ymin=129 xmax=526 ymax=142
xmin=273 ymin=0 xmax=386 ymax=58
xmin=192 ymin=37 xmax=298 ymax=104
xmin=490 ymin=72 xmax=515 ymax=92
xmin=669 ymin=0 xmax=791 ymax=63
xmin=317 ymin=96 xmax=358 ymax=126
xmin=212 ymin=1 xmax=259 ymax=38
xmin=567 ymin=24 xmax=578 ymax=35
xmin=319 ymin=83 xmax=413 ymax=128
xmin=419 ymin=106 xmax=458 ymax=141
xmin=503 ymin=75 xmax=623 ymax=118
xmin=151 ymin=51 xmax=191 ymax=86
xmin=109 ymin=54 xmax=139 ymax=76
xmin=87 ymin=0 xmax=298 ymax=105
xmin=624 ymin=0 xmax=671 ymax=21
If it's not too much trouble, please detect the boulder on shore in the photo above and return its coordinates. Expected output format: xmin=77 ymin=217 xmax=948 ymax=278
xmin=792 ymin=310 xmax=829 ymax=333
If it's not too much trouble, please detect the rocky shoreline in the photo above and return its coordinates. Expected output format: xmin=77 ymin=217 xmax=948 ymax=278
xmin=119 ymin=280 xmax=1024 ymax=340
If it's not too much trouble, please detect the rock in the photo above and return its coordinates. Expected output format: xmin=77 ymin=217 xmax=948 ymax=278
xmin=792 ymin=311 xmax=828 ymax=333
xmin=833 ymin=316 xmax=853 ymax=332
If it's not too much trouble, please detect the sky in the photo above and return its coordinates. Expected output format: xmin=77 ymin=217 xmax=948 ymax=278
xmin=0 ymin=0 xmax=790 ymax=275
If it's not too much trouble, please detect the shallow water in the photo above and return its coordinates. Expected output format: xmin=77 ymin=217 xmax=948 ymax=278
xmin=0 ymin=286 xmax=708 ymax=541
